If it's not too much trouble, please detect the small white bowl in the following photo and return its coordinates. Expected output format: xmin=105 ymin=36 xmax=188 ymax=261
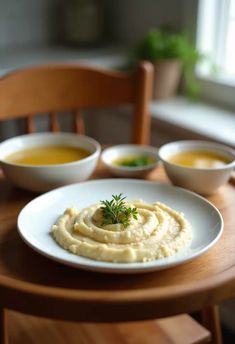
xmin=101 ymin=144 xmax=160 ymax=178
xmin=158 ymin=140 xmax=235 ymax=195
xmin=0 ymin=132 xmax=101 ymax=192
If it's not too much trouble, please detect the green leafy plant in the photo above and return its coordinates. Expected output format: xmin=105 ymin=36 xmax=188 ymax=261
xmin=100 ymin=193 xmax=138 ymax=228
xmin=129 ymin=29 xmax=203 ymax=99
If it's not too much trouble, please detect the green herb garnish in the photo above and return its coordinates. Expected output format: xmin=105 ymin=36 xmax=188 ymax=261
xmin=100 ymin=193 xmax=138 ymax=228
xmin=118 ymin=155 xmax=151 ymax=167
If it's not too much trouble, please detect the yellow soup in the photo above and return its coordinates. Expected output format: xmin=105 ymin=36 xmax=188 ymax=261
xmin=168 ymin=151 xmax=231 ymax=168
xmin=5 ymin=145 xmax=91 ymax=165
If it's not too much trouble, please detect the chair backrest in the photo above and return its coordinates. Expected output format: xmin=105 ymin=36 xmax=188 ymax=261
xmin=0 ymin=61 xmax=153 ymax=144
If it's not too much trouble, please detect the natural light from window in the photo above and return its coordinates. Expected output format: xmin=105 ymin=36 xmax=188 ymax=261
xmin=225 ymin=0 xmax=235 ymax=75
xmin=197 ymin=0 xmax=235 ymax=83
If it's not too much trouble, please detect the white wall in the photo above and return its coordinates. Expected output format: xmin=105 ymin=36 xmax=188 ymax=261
xmin=107 ymin=0 xmax=184 ymax=45
xmin=0 ymin=0 xmax=184 ymax=49
xmin=0 ymin=0 xmax=62 ymax=48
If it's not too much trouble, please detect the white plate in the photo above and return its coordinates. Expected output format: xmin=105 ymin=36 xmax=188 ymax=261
xmin=17 ymin=179 xmax=223 ymax=274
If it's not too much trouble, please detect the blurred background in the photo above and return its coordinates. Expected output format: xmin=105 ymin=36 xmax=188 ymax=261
xmin=0 ymin=0 xmax=189 ymax=51
xmin=0 ymin=0 xmax=234 ymax=148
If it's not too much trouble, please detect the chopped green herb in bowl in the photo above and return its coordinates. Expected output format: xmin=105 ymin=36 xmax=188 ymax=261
xmin=114 ymin=155 xmax=154 ymax=167
xmin=101 ymin=144 xmax=160 ymax=178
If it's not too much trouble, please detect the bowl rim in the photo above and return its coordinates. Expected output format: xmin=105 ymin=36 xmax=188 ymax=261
xmin=101 ymin=144 xmax=160 ymax=171
xmin=0 ymin=132 xmax=101 ymax=168
xmin=158 ymin=140 xmax=235 ymax=171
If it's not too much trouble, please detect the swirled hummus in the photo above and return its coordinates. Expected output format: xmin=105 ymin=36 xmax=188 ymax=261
xmin=51 ymin=200 xmax=192 ymax=263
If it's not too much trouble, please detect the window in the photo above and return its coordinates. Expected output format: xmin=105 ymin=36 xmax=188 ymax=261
xmin=195 ymin=0 xmax=235 ymax=109
xmin=197 ymin=0 xmax=235 ymax=82
xmin=224 ymin=1 xmax=235 ymax=76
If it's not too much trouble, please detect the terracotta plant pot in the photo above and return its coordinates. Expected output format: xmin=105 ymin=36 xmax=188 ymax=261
xmin=153 ymin=59 xmax=182 ymax=100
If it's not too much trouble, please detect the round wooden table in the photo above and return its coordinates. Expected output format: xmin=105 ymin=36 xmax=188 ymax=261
xmin=0 ymin=163 xmax=235 ymax=342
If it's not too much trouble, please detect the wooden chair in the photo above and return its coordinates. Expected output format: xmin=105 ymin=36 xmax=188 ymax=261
xmin=0 ymin=62 xmax=213 ymax=343
xmin=0 ymin=61 xmax=154 ymax=144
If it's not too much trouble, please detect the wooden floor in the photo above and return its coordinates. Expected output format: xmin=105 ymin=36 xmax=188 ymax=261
xmin=6 ymin=311 xmax=211 ymax=344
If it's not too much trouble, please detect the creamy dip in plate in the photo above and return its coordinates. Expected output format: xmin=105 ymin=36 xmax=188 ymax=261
xmin=52 ymin=200 xmax=192 ymax=263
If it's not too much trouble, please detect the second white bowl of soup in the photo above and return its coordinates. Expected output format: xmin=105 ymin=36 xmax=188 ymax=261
xmin=0 ymin=132 xmax=100 ymax=192
xmin=158 ymin=140 xmax=235 ymax=195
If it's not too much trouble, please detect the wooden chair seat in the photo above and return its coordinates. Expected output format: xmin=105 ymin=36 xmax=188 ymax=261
xmin=7 ymin=311 xmax=211 ymax=344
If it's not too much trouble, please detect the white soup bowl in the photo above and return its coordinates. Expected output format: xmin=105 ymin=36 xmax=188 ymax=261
xmin=158 ymin=140 xmax=235 ymax=195
xmin=0 ymin=132 xmax=101 ymax=192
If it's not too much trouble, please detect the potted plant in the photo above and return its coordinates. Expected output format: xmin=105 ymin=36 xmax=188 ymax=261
xmin=129 ymin=29 xmax=202 ymax=100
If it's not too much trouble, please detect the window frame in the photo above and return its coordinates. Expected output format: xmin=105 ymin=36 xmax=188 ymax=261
xmin=189 ymin=0 xmax=235 ymax=110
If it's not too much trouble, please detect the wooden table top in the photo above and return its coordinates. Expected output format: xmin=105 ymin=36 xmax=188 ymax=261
xmin=0 ymin=163 xmax=235 ymax=323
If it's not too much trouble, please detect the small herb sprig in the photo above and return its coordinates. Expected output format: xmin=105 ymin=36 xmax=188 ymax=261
xmin=100 ymin=193 xmax=138 ymax=228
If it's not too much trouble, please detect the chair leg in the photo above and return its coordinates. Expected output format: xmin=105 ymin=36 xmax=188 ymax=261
xmin=201 ymin=305 xmax=223 ymax=344
xmin=0 ymin=307 xmax=8 ymax=344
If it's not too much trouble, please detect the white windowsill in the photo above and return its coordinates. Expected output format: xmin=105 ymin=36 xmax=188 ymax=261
xmin=0 ymin=45 xmax=127 ymax=75
xmin=151 ymin=97 xmax=235 ymax=147
xmin=197 ymin=72 xmax=235 ymax=88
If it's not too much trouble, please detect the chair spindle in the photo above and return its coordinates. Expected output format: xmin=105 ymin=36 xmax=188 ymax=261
xmin=49 ymin=112 xmax=60 ymax=132
xmin=26 ymin=116 xmax=36 ymax=133
xmin=73 ymin=109 xmax=85 ymax=134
